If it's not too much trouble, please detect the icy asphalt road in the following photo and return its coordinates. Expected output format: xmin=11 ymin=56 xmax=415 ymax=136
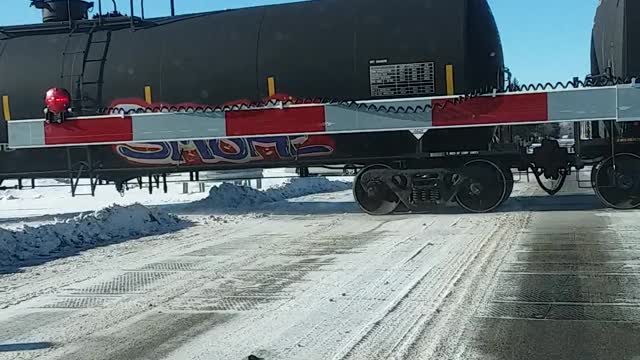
xmin=1 ymin=177 xmax=640 ymax=359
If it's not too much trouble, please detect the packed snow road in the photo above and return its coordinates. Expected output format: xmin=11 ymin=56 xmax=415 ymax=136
xmin=0 ymin=174 xmax=639 ymax=359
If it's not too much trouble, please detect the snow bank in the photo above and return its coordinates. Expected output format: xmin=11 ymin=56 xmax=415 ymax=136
xmin=193 ymin=177 xmax=352 ymax=210
xmin=0 ymin=204 xmax=184 ymax=266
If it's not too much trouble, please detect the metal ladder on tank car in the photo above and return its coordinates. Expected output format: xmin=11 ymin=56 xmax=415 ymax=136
xmin=65 ymin=146 xmax=102 ymax=197
xmin=60 ymin=26 xmax=112 ymax=196
xmin=60 ymin=24 xmax=112 ymax=115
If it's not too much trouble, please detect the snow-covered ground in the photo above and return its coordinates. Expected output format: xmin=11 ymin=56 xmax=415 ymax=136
xmin=0 ymin=172 xmax=639 ymax=360
xmin=0 ymin=168 xmax=350 ymax=220
xmin=0 ymin=204 xmax=185 ymax=268
xmin=0 ymin=170 xmax=352 ymax=269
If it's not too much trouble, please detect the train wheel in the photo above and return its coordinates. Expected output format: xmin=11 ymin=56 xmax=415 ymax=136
xmin=501 ymin=164 xmax=514 ymax=205
xmin=353 ymin=164 xmax=401 ymax=215
xmin=592 ymin=153 xmax=640 ymax=210
xmin=456 ymin=159 xmax=508 ymax=213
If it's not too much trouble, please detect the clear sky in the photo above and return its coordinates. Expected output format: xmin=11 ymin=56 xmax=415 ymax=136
xmin=0 ymin=0 xmax=598 ymax=85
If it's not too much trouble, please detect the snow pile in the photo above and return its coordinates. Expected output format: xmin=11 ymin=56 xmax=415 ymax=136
xmin=0 ymin=204 xmax=184 ymax=266
xmin=193 ymin=177 xmax=352 ymax=210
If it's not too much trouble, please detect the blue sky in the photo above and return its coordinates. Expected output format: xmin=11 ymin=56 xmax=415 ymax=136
xmin=1 ymin=0 xmax=598 ymax=85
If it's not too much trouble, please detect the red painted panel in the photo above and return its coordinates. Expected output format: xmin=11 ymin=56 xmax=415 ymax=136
xmin=226 ymin=107 xmax=326 ymax=136
xmin=432 ymin=93 xmax=548 ymax=127
xmin=44 ymin=116 xmax=133 ymax=145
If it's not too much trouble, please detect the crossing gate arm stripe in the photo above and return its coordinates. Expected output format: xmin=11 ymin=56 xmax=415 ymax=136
xmin=44 ymin=116 xmax=134 ymax=145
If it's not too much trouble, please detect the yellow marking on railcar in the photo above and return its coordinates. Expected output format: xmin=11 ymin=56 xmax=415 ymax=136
xmin=446 ymin=64 xmax=455 ymax=96
xmin=2 ymin=96 xmax=11 ymax=121
xmin=144 ymin=86 xmax=153 ymax=104
xmin=268 ymin=77 xmax=276 ymax=97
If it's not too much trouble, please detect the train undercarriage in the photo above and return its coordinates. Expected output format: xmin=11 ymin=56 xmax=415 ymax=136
xmin=353 ymin=160 xmax=514 ymax=215
xmin=1 ymin=120 xmax=639 ymax=215
xmin=352 ymin=122 xmax=640 ymax=215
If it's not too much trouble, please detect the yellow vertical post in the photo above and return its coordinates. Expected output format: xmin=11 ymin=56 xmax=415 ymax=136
xmin=2 ymin=96 xmax=11 ymax=121
xmin=144 ymin=86 xmax=153 ymax=104
xmin=267 ymin=77 xmax=276 ymax=97
xmin=445 ymin=64 xmax=455 ymax=96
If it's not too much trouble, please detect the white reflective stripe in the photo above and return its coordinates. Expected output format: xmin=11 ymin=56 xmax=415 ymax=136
xmin=325 ymin=100 xmax=432 ymax=132
xmin=617 ymin=86 xmax=640 ymax=122
xmin=131 ymin=112 xmax=227 ymax=141
xmin=547 ymin=88 xmax=617 ymax=122
xmin=8 ymin=120 xmax=45 ymax=148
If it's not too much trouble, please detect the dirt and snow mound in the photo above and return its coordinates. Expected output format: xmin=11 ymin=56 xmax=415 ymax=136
xmin=0 ymin=204 xmax=184 ymax=266
xmin=194 ymin=177 xmax=352 ymax=210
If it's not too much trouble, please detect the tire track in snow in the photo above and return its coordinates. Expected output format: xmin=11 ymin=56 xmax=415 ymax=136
xmin=401 ymin=213 xmax=531 ymax=359
xmin=261 ymin=216 xmax=503 ymax=359
xmin=158 ymin=216 xmax=407 ymax=360
xmin=34 ymin=213 xmax=358 ymax=360
xmin=326 ymin=219 xmax=444 ymax=307
xmin=334 ymin=214 xmax=529 ymax=360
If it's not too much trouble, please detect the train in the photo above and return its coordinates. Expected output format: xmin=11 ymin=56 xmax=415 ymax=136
xmin=0 ymin=0 xmax=639 ymax=214
xmin=592 ymin=0 xmax=640 ymax=80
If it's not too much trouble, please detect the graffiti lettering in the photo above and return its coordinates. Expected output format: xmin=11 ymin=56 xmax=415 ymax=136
xmin=114 ymin=136 xmax=335 ymax=166
xmin=108 ymin=99 xmax=336 ymax=166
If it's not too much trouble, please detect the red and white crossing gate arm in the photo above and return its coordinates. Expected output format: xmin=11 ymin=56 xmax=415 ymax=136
xmin=7 ymin=85 xmax=640 ymax=149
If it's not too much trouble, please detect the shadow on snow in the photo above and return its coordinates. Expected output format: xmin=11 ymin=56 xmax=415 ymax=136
xmin=155 ymin=193 xmax=608 ymax=217
xmin=0 ymin=342 xmax=53 ymax=352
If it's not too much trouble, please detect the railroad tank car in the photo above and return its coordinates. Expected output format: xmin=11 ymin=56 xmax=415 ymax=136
xmin=591 ymin=0 xmax=640 ymax=78
xmin=590 ymin=0 xmax=640 ymax=141
xmin=0 ymin=0 xmax=504 ymax=182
